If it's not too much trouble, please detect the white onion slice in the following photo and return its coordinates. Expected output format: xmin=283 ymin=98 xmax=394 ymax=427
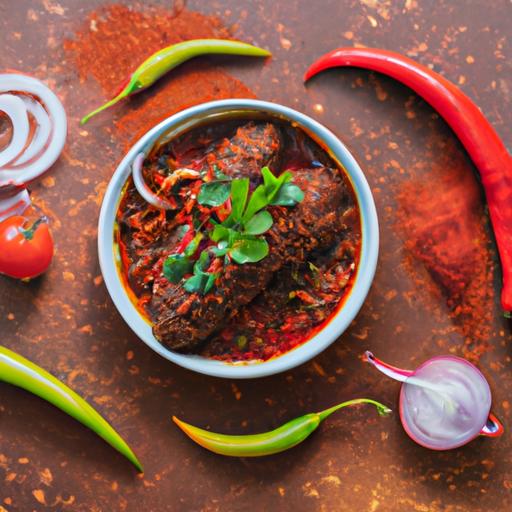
xmin=0 ymin=74 xmax=67 ymax=186
xmin=0 ymin=188 xmax=30 ymax=223
xmin=132 ymin=153 xmax=200 ymax=210
xmin=11 ymin=96 xmax=52 ymax=166
xmin=132 ymin=153 xmax=172 ymax=210
xmin=0 ymin=94 xmax=29 ymax=168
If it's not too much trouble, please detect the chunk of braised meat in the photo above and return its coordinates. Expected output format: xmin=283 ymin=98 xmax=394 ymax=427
xmin=116 ymin=183 xmax=182 ymax=294
xmin=152 ymin=167 xmax=346 ymax=352
xmin=204 ymin=122 xmax=282 ymax=181
xmin=164 ymin=122 xmax=281 ymax=182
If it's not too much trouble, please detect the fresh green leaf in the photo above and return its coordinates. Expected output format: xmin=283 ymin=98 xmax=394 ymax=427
xmin=261 ymin=167 xmax=292 ymax=202
xmin=183 ymin=274 xmax=205 ymax=293
xmin=261 ymin=166 xmax=278 ymax=193
xmin=182 ymin=250 xmax=219 ymax=294
xmin=229 ymin=237 xmax=269 ymax=264
xmin=204 ymin=272 xmax=218 ymax=293
xmin=212 ymin=225 xmax=240 ymax=247
xmin=243 ymin=210 xmax=273 ymax=235
xmin=210 ymin=246 xmax=229 ymax=257
xmin=270 ymin=182 xmax=304 ymax=206
xmin=194 ymin=250 xmax=210 ymax=272
xmin=211 ymin=224 xmax=231 ymax=243
xmin=198 ymin=181 xmax=231 ymax=206
xmin=210 ymin=239 xmax=229 ymax=257
xmin=163 ymin=254 xmax=193 ymax=283
xmin=241 ymin=185 xmax=269 ymax=223
xmin=230 ymin=178 xmax=250 ymax=222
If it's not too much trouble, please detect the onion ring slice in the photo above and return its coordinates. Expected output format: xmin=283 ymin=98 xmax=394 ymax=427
xmin=0 ymin=74 xmax=66 ymax=187
xmin=0 ymin=94 xmax=29 ymax=167
xmin=11 ymin=96 xmax=52 ymax=166
xmin=132 ymin=153 xmax=174 ymax=210
xmin=132 ymin=153 xmax=200 ymax=210
xmin=0 ymin=188 xmax=30 ymax=223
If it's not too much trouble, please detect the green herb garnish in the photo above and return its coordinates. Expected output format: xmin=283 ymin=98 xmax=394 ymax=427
xmin=162 ymin=167 xmax=304 ymax=294
xmin=197 ymin=181 xmax=231 ymax=206
xmin=183 ymin=250 xmax=218 ymax=294
xmin=163 ymin=232 xmax=203 ymax=283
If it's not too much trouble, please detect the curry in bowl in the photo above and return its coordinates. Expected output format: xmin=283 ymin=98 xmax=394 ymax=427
xmin=115 ymin=117 xmax=361 ymax=363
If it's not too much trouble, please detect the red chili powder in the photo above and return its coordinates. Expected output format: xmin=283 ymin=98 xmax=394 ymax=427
xmin=64 ymin=4 xmax=256 ymax=147
xmin=397 ymin=155 xmax=495 ymax=361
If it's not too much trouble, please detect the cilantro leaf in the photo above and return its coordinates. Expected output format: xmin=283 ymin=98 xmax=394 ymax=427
xmin=183 ymin=274 xmax=205 ymax=293
xmin=241 ymin=185 xmax=269 ymax=223
xmin=229 ymin=237 xmax=269 ymax=264
xmin=243 ymin=210 xmax=273 ymax=235
xmin=270 ymin=182 xmax=304 ymax=206
xmin=261 ymin=167 xmax=292 ymax=202
xmin=198 ymin=181 xmax=231 ymax=206
xmin=163 ymin=254 xmax=193 ymax=283
xmin=211 ymin=225 xmax=239 ymax=245
xmin=229 ymin=178 xmax=250 ymax=222
xmin=183 ymin=250 xmax=219 ymax=294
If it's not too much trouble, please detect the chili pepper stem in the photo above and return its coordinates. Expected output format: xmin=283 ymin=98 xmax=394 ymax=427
xmin=80 ymin=89 xmax=132 ymax=125
xmin=317 ymin=398 xmax=392 ymax=421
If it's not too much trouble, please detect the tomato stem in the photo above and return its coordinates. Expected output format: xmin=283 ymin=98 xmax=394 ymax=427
xmin=21 ymin=216 xmax=47 ymax=240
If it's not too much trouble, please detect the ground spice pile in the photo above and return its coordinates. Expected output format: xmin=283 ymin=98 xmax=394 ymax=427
xmin=64 ymin=4 xmax=256 ymax=146
xmin=397 ymin=155 xmax=495 ymax=361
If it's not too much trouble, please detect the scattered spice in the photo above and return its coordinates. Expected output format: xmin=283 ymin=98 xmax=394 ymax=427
xmin=64 ymin=4 xmax=256 ymax=147
xmin=396 ymin=155 xmax=494 ymax=361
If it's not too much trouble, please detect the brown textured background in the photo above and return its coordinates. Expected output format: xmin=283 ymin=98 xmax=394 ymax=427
xmin=0 ymin=0 xmax=511 ymax=510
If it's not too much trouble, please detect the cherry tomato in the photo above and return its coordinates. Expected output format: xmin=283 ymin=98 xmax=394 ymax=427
xmin=0 ymin=215 xmax=53 ymax=279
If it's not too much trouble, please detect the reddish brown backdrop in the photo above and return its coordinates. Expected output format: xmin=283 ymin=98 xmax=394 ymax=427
xmin=0 ymin=1 xmax=511 ymax=511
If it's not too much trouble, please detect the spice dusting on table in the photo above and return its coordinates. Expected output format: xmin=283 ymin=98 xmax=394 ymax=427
xmin=64 ymin=4 xmax=256 ymax=146
xmin=397 ymin=154 xmax=494 ymax=361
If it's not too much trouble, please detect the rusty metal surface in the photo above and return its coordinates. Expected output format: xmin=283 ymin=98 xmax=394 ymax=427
xmin=0 ymin=0 xmax=511 ymax=510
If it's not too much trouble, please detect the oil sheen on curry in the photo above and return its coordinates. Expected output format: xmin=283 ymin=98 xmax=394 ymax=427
xmin=116 ymin=118 xmax=361 ymax=362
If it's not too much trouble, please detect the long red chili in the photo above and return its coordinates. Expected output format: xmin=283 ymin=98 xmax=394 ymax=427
xmin=304 ymin=47 xmax=512 ymax=313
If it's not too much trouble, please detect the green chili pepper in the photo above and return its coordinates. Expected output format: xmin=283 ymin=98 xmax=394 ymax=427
xmin=0 ymin=346 xmax=143 ymax=472
xmin=173 ymin=398 xmax=391 ymax=457
xmin=80 ymin=39 xmax=271 ymax=125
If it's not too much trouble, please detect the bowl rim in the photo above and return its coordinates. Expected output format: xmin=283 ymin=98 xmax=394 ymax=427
xmin=98 ymin=98 xmax=379 ymax=379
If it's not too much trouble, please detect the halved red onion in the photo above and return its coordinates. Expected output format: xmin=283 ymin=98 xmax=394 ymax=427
xmin=0 ymin=74 xmax=66 ymax=188
xmin=0 ymin=94 xmax=29 ymax=167
xmin=132 ymin=152 xmax=200 ymax=210
xmin=0 ymin=188 xmax=30 ymax=223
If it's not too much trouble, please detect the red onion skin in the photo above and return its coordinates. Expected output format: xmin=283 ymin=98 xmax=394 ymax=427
xmin=365 ymin=352 xmax=504 ymax=450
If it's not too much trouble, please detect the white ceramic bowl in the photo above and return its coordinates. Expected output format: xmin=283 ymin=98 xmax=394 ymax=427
xmin=98 ymin=99 xmax=379 ymax=379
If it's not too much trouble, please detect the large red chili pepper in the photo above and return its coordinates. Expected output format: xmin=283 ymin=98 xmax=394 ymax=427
xmin=304 ymin=48 xmax=512 ymax=313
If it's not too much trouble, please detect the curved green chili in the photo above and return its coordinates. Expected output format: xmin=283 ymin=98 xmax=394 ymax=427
xmin=0 ymin=346 xmax=143 ymax=472
xmin=80 ymin=39 xmax=271 ymax=125
xmin=173 ymin=398 xmax=391 ymax=457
